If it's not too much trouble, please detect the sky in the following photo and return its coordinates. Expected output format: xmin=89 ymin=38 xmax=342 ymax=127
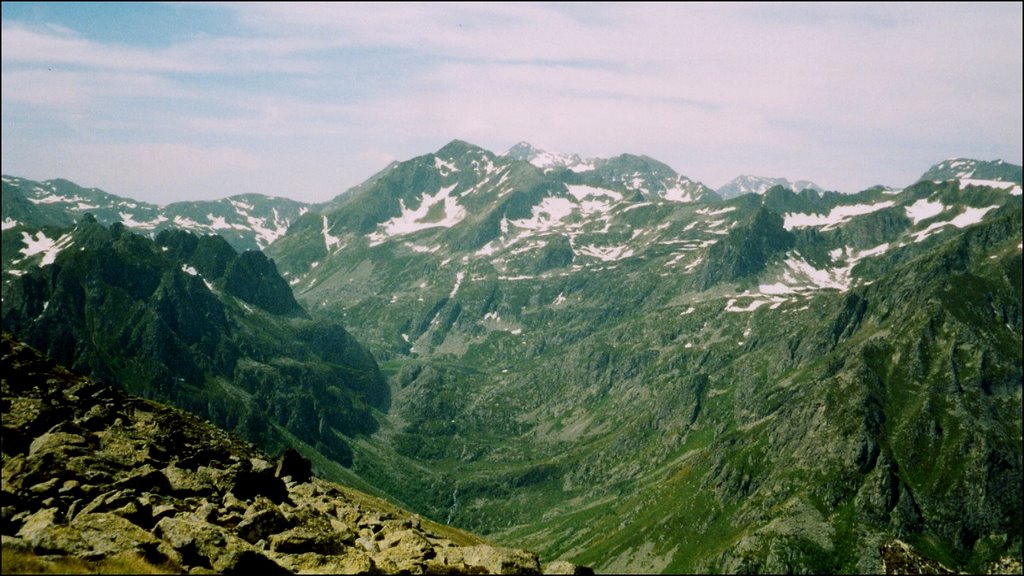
xmin=2 ymin=2 xmax=1021 ymax=204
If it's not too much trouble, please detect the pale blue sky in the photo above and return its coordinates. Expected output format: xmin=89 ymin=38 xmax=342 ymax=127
xmin=2 ymin=2 xmax=1021 ymax=203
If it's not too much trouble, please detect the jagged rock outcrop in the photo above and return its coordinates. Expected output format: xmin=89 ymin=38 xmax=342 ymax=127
xmin=0 ymin=333 xmax=588 ymax=575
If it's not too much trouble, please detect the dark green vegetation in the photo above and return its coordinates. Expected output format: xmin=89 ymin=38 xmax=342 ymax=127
xmin=2 ymin=146 xmax=1021 ymax=573
xmin=2 ymin=218 xmax=386 ymax=468
xmin=1 ymin=333 xmax=563 ymax=575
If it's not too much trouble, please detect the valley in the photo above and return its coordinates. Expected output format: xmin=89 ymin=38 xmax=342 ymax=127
xmin=2 ymin=142 xmax=1021 ymax=573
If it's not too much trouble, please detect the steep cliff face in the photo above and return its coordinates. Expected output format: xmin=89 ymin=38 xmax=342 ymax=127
xmin=1 ymin=221 xmax=386 ymax=469
xmin=0 ymin=333 xmax=589 ymax=575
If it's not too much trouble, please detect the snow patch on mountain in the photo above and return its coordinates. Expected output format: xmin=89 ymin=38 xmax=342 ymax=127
xmin=27 ymin=193 xmax=73 ymax=205
xmin=449 ymin=271 xmax=465 ymax=298
xmin=503 ymin=142 xmax=594 ymax=173
xmin=368 ymin=184 xmax=466 ymax=245
xmin=784 ymin=255 xmax=850 ymax=291
xmin=910 ymin=205 xmax=1002 ymax=243
xmin=2 ymin=218 xmax=18 ymax=231
xmin=119 ymin=212 xmax=167 ymax=229
xmin=758 ymin=282 xmax=794 ymax=295
xmin=173 ymin=215 xmax=201 ymax=229
xmin=783 ymin=202 xmax=894 ymax=231
xmin=322 ymin=216 xmax=343 ymax=252
xmin=245 ymin=212 xmax=290 ymax=248
xmin=661 ymin=182 xmax=696 ymax=203
xmin=509 ymin=197 xmax=576 ymax=232
xmin=406 ymin=243 xmax=440 ymax=254
xmin=725 ymin=298 xmax=778 ymax=313
xmin=566 ymin=185 xmax=623 ymax=217
xmin=435 ymin=157 xmax=459 ymax=176
xmin=905 ymin=199 xmax=945 ymax=225
xmin=697 ymin=206 xmax=737 ymax=216
xmin=229 ymin=198 xmax=254 ymax=212
xmin=717 ymin=175 xmax=823 ymax=199
xmin=959 ymin=179 xmax=1020 ymax=193
xmin=206 ymin=214 xmax=241 ymax=230
xmin=566 ymin=185 xmax=623 ymax=202
xmin=18 ymin=231 xmax=74 ymax=267
xmin=576 ymin=244 xmax=634 ymax=262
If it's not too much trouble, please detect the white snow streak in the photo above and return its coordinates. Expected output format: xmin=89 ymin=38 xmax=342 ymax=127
xmin=725 ymin=298 xmax=771 ymax=312
xmin=449 ymin=271 xmax=465 ymax=299
xmin=959 ymin=179 xmax=1017 ymax=190
xmin=576 ymin=244 xmax=634 ymax=262
xmin=368 ymin=185 xmax=465 ymax=245
xmin=19 ymin=231 xmax=73 ymax=266
xmin=910 ymin=205 xmax=1001 ymax=242
xmin=905 ymin=199 xmax=945 ymax=224
xmin=509 ymin=197 xmax=575 ymax=232
xmin=322 ymin=216 xmax=343 ymax=252
xmin=435 ymin=157 xmax=459 ymax=175
xmin=783 ymin=202 xmax=894 ymax=230
xmin=758 ymin=282 xmax=794 ymax=295
xmin=119 ymin=212 xmax=167 ymax=229
xmin=696 ymin=206 xmax=737 ymax=216
xmin=662 ymin=186 xmax=694 ymax=203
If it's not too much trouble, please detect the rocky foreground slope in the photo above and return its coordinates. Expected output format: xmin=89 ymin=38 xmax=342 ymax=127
xmin=0 ymin=333 xmax=589 ymax=574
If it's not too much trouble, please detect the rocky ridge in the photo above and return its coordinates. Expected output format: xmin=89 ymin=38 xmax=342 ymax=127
xmin=716 ymin=175 xmax=824 ymax=199
xmin=1 ymin=175 xmax=311 ymax=253
xmin=0 ymin=333 xmax=588 ymax=575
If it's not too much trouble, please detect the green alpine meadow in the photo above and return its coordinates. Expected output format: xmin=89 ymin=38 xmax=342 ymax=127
xmin=2 ymin=142 xmax=1020 ymax=573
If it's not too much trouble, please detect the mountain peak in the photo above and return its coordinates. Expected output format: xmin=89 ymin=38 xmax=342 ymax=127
xmin=504 ymin=141 xmax=540 ymax=161
xmin=717 ymin=175 xmax=824 ymax=200
xmin=435 ymin=139 xmax=487 ymax=159
xmin=919 ymin=158 xmax=1022 ymax=185
xmin=500 ymin=142 xmax=592 ymax=172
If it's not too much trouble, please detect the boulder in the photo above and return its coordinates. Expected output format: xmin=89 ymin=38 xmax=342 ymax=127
xmin=461 ymin=544 xmax=542 ymax=575
xmin=269 ymin=525 xmax=352 ymax=556
xmin=544 ymin=559 xmax=595 ymax=575
xmin=231 ymin=467 xmax=289 ymax=504
xmin=17 ymin=510 xmax=165 ymax=561
xmin=275 ymin=448 xmax=312 ymax=484
xmin=15 ymin=507 xmax=62 ymax=547
xmin=271 ymin=549 xmax=375 ymax=574
xmin=213 ymin=549 xmax=291 ymax=575
xmin=113 ymin=465 xmax=172 ymax=494
xmin=70 ymin=512 xmax=164 ymax=559
xmin=237 ymin=497 xmax=291 ymax=544
xmin=154 ymin=515 xmax=255 ymax=570
xmin=162 ymin=464 xmax=218 ymax=497
xmin=376 ymin=529 xmax=437 ymax=573
xmin=28 ymin=431 xmax=90 ymax=459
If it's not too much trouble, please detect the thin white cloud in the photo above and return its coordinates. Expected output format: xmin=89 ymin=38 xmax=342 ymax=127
xmin=1 ymin=3 xmax=1020 ymax=202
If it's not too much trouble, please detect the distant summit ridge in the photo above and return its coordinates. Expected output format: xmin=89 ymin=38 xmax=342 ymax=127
xmin=717 ymin=175 xmax=824 ymax=199
xmin=502 ymin=141 xmax=594 ymax=172
xmin=919 ymin=158 xmax=1022 ymax=185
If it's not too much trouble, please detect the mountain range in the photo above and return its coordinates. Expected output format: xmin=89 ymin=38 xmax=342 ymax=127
xmin=715 ymin=175 xmax=824 ymax=200
xmin=2 ymin=142 xmax=1021 ymax=574
xmin=1 ymin=176 xmax=310 ymax=253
